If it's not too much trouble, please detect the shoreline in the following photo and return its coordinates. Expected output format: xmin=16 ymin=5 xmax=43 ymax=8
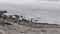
xmin=0 ymin=11 xmax=60 ymax=34
xmin=0 ymin=10 xmax=59 ymax=28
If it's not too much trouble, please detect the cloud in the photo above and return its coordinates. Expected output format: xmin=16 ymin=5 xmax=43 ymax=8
xmin=0 ymin=0 xmax=60 ymax=5
xmin=0 ymin=0 xmax=60 ymax=2
xmin=0 ymin=0 xmax=59 ymax=3
xmin=0 ymin=0 xmax=36 ymax=2
xmin=37 ymin=0 xmax=60 ymax=1
xmin=0 ymin=0 xmax=37 ymax=4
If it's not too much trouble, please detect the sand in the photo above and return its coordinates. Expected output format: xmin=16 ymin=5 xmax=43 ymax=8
xmin=0 ymin=23 xmax=60 ymax=34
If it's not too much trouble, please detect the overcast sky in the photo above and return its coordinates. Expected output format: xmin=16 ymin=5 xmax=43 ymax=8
xmin=0 ymin=0 xmax=60 ymax=9
xmin=0 ymin=0 xmax=60 ymax=8
xmin=0 ymin=0 xmax=60 ymax=10
xmin=0 ymin=0 xmax=60 ymax=3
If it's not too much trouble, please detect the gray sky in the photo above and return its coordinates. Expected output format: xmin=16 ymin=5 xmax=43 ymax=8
xmin=0 ymin=0 xmax=60 ymax=3
xmin=0 ymin=0 xmax=60 ymax=9
xmin=0 ymin=0 xmax=60 ymax=8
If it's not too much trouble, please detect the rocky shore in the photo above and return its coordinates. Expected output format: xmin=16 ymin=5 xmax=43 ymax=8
xmin=0 ymin=11 xmax=60 ymax=34
xmin=0 ymin=10 xmax=60 ymax=28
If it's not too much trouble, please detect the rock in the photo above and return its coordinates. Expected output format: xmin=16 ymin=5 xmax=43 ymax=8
xmin=0 ymin=11 xmax=7 ymax=15
xmin=13 ymin=15 xmax=19 ymax=18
